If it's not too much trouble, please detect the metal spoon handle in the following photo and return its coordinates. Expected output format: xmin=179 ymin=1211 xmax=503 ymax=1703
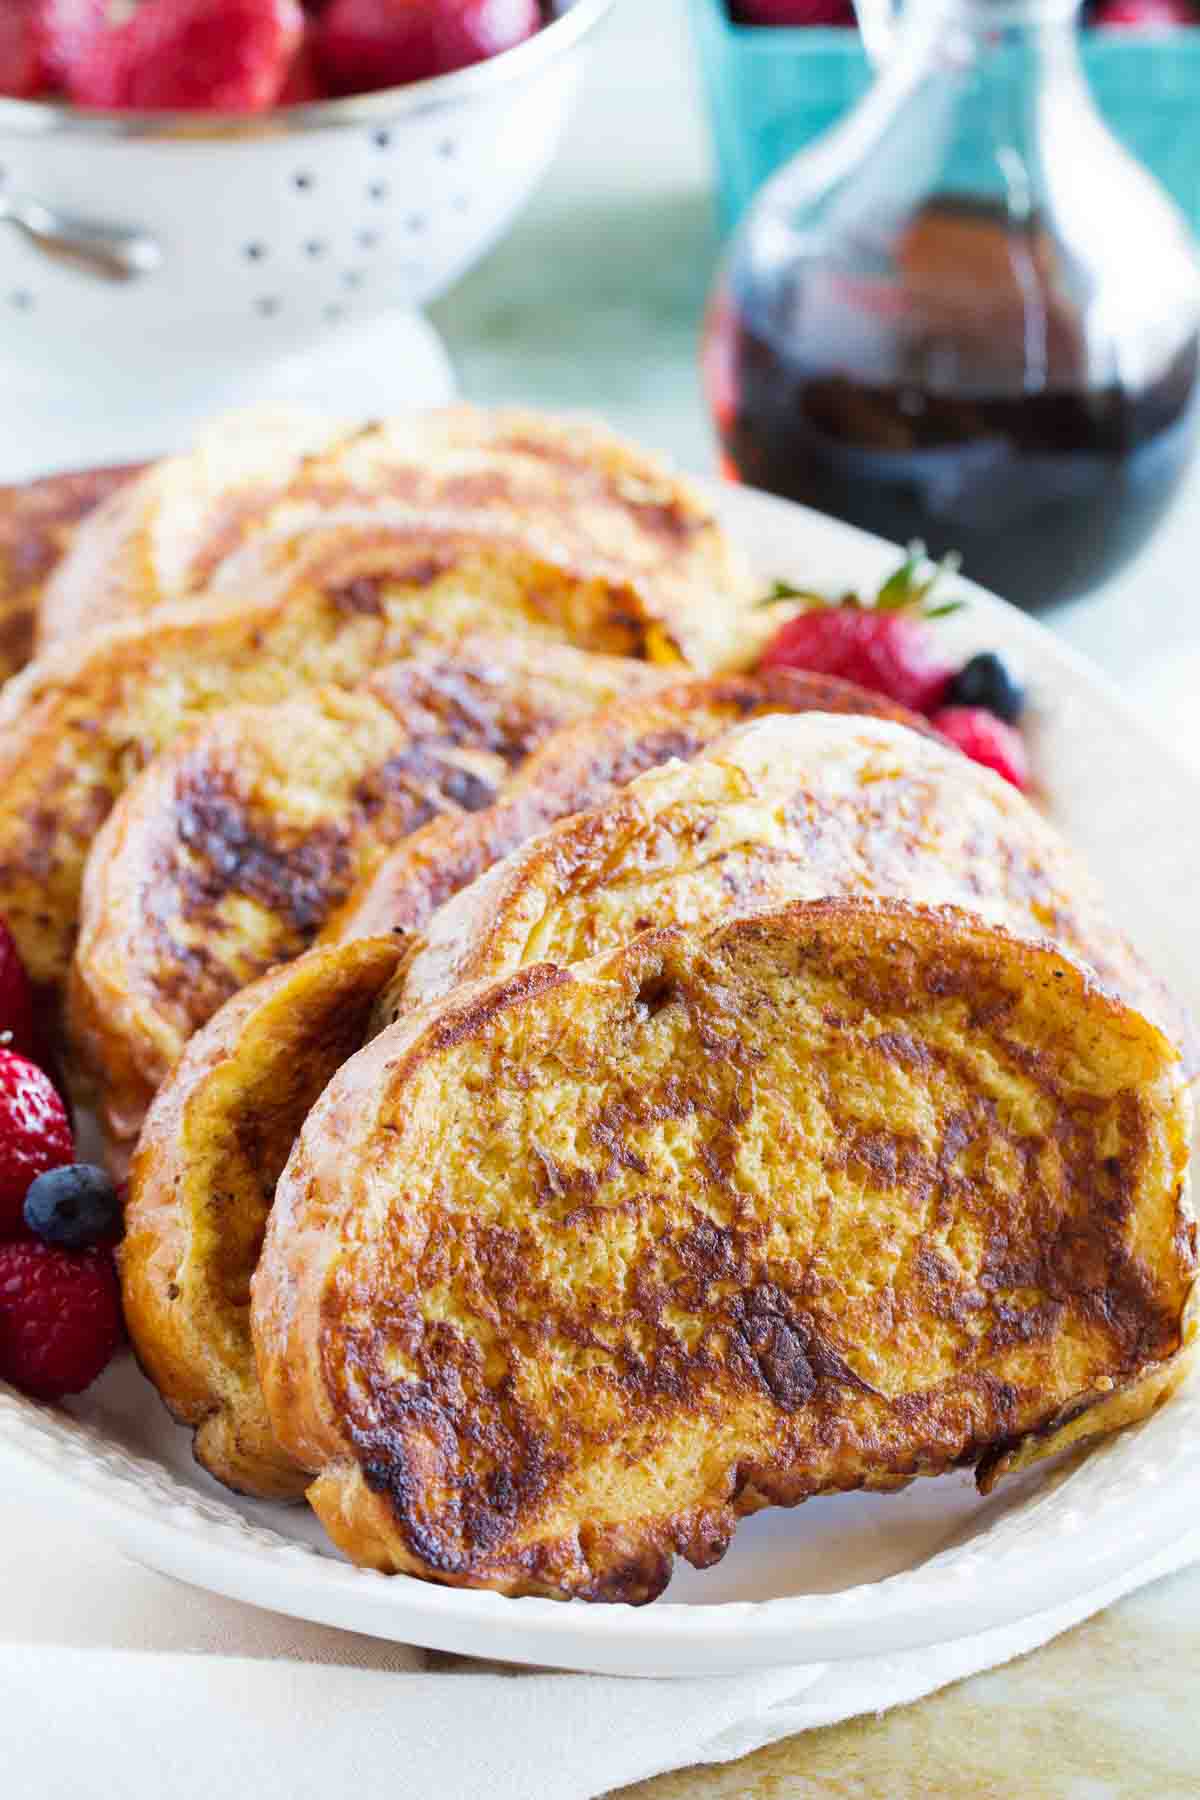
xmin=0 ymin=196 xmax=161 ymax=283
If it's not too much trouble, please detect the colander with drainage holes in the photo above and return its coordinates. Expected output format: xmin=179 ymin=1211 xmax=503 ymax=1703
xmin=0 ymin=0 xmax=613 ymax=426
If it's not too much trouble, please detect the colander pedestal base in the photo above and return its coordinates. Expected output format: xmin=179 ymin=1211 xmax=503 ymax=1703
xmin=2 ymin=310 xmax=457 ymax=482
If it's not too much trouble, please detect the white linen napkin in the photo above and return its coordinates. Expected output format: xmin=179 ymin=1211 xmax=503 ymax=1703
xmin=0 ymin=1485 xmax=1195 ymax=1800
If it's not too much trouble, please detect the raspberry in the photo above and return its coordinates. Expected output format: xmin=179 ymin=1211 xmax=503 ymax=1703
xmin=317 ymin=0 xmax=539 ymax=96
xmin=0 ymin=1240 xmax=122 ymax=1399
xmin=0 ymin=3 xmax=44 ymax=97
xmin=0 ymin=1049 xmax=74 ymax=1236
xmin=0 ymin=918 xmax=35 ymax=1062
xmin=36 ymin=0 xmax=107 ymax=91
xmin=73 ymin=0 xmax=304 ymax=110
xmin=931 ymin=706 xmax=1031 ymax=791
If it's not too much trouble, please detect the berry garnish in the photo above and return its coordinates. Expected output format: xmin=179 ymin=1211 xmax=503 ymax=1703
xmin=946 ymin=650 xmax=1026 ymax=724
xmin=24 ymin=1163 xmax=122 ymax=1250
xmin=0 ymin=1049 xmax=74 ymax=1237
xmin=931 ymin=706 xmax=1031 ymax=791
xmin=0 ymin=1239 xmax=122 ymax=1400
xmin=758 ymin=544 xmax=961 ymax=716
xmin=0 ymin=917 xmax=36 ymax=1062
xmin=317 ymin=0 xmax=540 ymax=96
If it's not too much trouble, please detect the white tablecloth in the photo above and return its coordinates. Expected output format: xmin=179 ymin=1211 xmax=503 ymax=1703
xmin=0 ymin=1484 xmax=1195 ymax=1800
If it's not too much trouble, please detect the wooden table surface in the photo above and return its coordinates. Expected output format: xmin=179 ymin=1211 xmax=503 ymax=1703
xmin=608 ymin=1564 xmax=1200 ymax=1799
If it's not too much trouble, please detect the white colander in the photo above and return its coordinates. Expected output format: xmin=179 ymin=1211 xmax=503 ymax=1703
xmin=0 ymin=0 xmax=613 ymax=426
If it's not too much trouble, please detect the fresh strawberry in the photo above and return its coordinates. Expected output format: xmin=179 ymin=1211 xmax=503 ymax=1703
xmin=317 ymin=0 xmax=539 ymax=96
xmin=732 ymin=1 xmax=856 ymax=22
xmin=73 ymin=0 xmax=304 ymax=110
xmin=0 ymin=3 xmax=45 ymax=97
xmin=0 ymin=1049 xmax=74 ymax=1236
xmin=434 ymin=0 xmax=540 ymax=68
xmin=64 ymin=3 xmax=133 ymax=104
xmin=0 ymin=919 xmax=35 ymax=1063
xmin=279 ymin=20 xmax=324 ymax=98
xmin=1092 ymin=0 xmax=1194 ymax=27
xmin=758 ymin=545 xmax=959 ymax=715
xmin=0 ymin=1239 xmax=122 ymax=1399
xmin=931 ymin=706 xmax=1031 ymax=791
xmin=36 ymin=0 xmax=107 ymax=90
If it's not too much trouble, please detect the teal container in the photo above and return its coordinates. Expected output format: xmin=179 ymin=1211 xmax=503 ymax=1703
xmin=690 ymin=0 xmax=1200 ymax=236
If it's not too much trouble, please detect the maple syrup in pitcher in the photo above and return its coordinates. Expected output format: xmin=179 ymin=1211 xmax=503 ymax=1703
xmin=705 ymin=1 xmax=1200 ymax=610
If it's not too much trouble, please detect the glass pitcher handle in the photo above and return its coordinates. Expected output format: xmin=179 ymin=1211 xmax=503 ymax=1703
xmin=852 ymin=0 xmax=900 ymax=64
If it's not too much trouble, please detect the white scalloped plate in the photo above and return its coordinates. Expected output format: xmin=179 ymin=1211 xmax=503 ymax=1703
xmin=3 ymin=481 xmax=1198 ymax=1678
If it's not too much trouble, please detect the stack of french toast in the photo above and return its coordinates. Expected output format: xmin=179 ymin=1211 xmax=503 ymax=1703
xmin=0 ymin=405 xmax=1194 ymax=1605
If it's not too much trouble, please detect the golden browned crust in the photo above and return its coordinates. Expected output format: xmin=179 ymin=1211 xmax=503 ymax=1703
xmin=0 ymin=514 xmax=698 ymax=994
xmin=374 ymin=712 xmax=1184 ymax=1064
xmin=68 ymin=637 xmax=656 ymax=1153
xmin=975 ymin=1338 xmax=1196 ymax=1493
xmin=199 ymin=503 xmax=740 ymax=670
xmin=121 ymin=937 xmax=403 ymax=1499
xmin=251 ymin=899 xmax=1196 ymax=1600
xmin=0 ymin=463 xmax=142 ymax=683
xmin=36 ymin=410 xmax=349 ymax=649
xmin=39 ymin=405 xmax=759 ymax=673
xmin=325 ymin=669 xmax=934 ymax=945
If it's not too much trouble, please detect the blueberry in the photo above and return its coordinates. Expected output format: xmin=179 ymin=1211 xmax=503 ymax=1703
xmin=946 ymin=651 xmax=1025 ymax=723
xmin=23 ymin=1164 xmax=121 ymax=1249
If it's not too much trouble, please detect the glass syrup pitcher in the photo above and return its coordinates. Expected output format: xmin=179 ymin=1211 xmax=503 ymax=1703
xmin=703 ymin=0 xmax=1200 ymax=609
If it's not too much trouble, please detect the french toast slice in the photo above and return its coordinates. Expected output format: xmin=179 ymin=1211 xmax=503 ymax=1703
xmin=122 ymin=938 xmax=403 ymax=1499
xmin=119 ymin=681 xmax=932 ymax=1494
xmin=0 ymin=515 xmax=697 ymax=993
xmin=326 ymin=669 xmax=932 ymax=945
xmin=0 ymin=463 xmax=142 ymax=683
xmin=377 ymin=712 xmax=1183 ymax=1061
xmin=251 ymin=900 xmax=1196 ymax=1600
xmin=126 ymin=707 xmax=1184 ymax=1504
xmin=39 ymin=406 xmax=759 ymax=672
xmin=36 ymin=409 xmax=353 ymax=648
xmin=68 ymin=635 xmax=656 ymax=1152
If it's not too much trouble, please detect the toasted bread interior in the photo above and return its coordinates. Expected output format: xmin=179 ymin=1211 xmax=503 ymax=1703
xmin=121 ymin=938 xmax=402 ymax=1499
xmin=252 ymin=901 xmax=1195 ymax=1600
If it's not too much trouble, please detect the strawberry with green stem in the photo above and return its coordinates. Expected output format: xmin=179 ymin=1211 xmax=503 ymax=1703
xmin=759 ymin=542 xmax=962 ymax=716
